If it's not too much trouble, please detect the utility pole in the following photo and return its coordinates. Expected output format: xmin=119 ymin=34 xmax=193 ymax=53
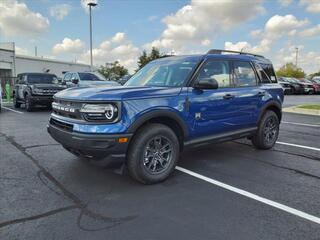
xmin=295 ymin=47 xmax=298 ymax=67
xmin=88 ymin=1 xmax=97 ymax=70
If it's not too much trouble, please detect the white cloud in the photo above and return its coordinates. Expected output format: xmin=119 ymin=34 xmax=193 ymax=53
xmin=111 ymin=32 xmax=126 ymax=43
xmin=250 ymin=29 xmax=263 ymax=38
xmin=227 ymin=14 xmax=310 ymax=56
xmin=15 ymin=46 xmax=29 ymax=55
xmin=52 ymin=38 xmax=85 ymax=54
xmin=148 ymin=15 xmax=158 ymax=21
xmin=224 ymin=41 xmax=251 ymax=52
xmin=275 ymin=45 xmax=320 ymax=74
xmin=0 ymin=0 xmax=49 ymax=37
xmin=265 ymin=15 xmax=309 ymax=36
xmin=81 ymin=0 xmax=98 ymax=13
xmin=299 ymin=24 xmax=320 ymax=37
xmin=278 ymin=0 xmax=293 ymax=6
xmin=50 ymin=4 xmax=71 ymax=21
xmin=145 ymin=0 xmax=264 ymax=52
xmin=300 ymin=0 xmax=320 ymax=13
xmin=80 ymin=32 xmax=139 ymax=72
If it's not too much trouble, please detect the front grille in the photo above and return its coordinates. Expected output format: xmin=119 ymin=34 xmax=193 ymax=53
xmin=52 ymin=100 xmax=83 ymax=120
xmin=50 ymin=118 xmax=73 ymax=132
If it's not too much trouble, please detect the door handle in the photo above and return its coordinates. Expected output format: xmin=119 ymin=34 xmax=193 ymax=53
xmin=223 ymin=94 xmax=235 ymax=99
xmin=256 ymin=91 xmax=266 ymax=97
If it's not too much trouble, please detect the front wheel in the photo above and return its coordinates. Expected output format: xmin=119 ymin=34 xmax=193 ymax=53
xmin=13 ymin=94 xmax=21 ymax=108
xmin=252 ymin=110 xmax=279 ymax=150
xmin=127 ymin=123 xmax=180 ymax=184
xmin=25 ymin=95 xmax=33 ymax=112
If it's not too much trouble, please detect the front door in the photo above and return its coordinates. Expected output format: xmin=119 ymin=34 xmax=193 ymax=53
xmin=187 ymin=59 xmax=240 ymax=139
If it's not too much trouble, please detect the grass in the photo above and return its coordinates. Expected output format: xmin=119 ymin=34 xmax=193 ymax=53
xmin=297 ymin=104 xmax=320 ymax=110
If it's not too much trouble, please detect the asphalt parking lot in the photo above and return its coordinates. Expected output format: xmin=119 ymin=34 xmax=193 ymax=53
xmin=1 ymin=95 xmax=320 ymax=240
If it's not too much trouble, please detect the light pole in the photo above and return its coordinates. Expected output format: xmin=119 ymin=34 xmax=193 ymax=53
xmin=88 ymin=1 xmax=97 ymax=70
xmin=295 ymin=47 xmax=298 ymax=67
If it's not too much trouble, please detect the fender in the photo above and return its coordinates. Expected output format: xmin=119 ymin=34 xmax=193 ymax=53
xmin=127 ymin=109 xmax=189 ymax=138
xmin=23 ymin=87 xmax=32 ymax=98
xmin=258 ymin=100 xmax=282 ymax=123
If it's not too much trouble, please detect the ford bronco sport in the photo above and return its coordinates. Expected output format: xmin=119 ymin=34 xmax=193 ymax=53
xmin=14 ymin=73 xmax=66 ymax=111
xmin=48 ymin=49 xmax=283 ymax=184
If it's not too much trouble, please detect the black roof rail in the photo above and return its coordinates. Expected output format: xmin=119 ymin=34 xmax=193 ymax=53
xmin=207 ymin=49 xmax=265 ymax=58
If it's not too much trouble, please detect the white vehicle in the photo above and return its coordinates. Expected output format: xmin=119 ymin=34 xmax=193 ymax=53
xmin=62 ymin=71 xmax=120 ymax=88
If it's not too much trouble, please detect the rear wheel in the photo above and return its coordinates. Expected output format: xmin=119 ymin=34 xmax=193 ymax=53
xmin=127 ymin=123 xmax=179 ymax=184
xmin=252 ymin=110 xmax=279 ymax=150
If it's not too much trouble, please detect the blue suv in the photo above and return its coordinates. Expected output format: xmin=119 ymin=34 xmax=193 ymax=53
xmin=48 ymin=49 xmax=283 ymax=184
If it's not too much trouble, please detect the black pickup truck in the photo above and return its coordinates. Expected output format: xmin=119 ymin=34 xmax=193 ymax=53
xmin=13 ymin=73 xmax=66 ymax=111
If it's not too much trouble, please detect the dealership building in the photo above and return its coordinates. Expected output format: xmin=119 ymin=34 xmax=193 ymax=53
xmin=0 ymin=42 xmax=91 ymax=80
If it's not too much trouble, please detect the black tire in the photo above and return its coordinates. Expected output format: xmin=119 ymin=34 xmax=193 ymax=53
xmin=127 ymin=123 xmax=180 ymax=184
xmin=25 ymin=94 xmax=33 ymax=112
xmin=252 ymin=110 xmax=279 ymax=150
xmin=13 ymin=94 xmax=21 ymax=108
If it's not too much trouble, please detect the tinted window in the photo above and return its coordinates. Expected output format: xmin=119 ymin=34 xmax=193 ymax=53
xmin=197 ymin=60 xmax=231 ymax=88
xmin=71 ymin=73 xmax=78 ymax=80
xmin=256 ymin=63 xmax=277 ymax=83
xmin=126 ymin=57 xmax=199 ymax=87
xmin=64 ymin=73 xmax=72 ymax=81
xmin=233 ymin=61 xmax=257 ymax=87
xmin=78 ymin=72 xmax=104 ymax=81
xmin=27 ymin=74 xmax=57 ymax=84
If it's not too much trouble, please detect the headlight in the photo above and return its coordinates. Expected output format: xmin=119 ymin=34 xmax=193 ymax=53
xmin=80 ymin=103 xmax=119 ymax=122
xmin=32 ymin=88 xmax=44 ymax=94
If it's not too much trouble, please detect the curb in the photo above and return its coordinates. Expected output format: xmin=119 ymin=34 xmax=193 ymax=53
xmin=283 ymin=106 xmax=320 ymax=116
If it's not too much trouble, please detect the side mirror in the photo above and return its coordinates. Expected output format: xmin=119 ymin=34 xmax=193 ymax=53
xmin=71 ymin=78 xmax=79 ymax=84
xmin=194 ymin=77 xmax=218 ymax=89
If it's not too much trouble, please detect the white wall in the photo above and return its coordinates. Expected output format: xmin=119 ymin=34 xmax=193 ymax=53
xmin=15 ymin=56 xmax=91 ymax=78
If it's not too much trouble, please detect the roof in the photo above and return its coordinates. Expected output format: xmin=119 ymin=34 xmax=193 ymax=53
xmin=16 ymin=54 xmax=90 ymax=67
xmin=159 ymin=53 xmax=272 ymax=65
xmin=18 ymin=72 xmax=57 ymax=76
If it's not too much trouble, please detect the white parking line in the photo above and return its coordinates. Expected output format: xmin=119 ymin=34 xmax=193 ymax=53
xmin=176 ymin=166 xmax=320 ymax=225
xmin=2 ymin=106 xmax=24 ymax=114
xmin=276 ymin=141 xmax=320 ymax=152
xmin=282 ymin=121 xmax=320 ymax=128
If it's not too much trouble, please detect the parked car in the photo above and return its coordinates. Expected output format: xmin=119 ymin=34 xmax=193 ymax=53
xmin=280 ymin=77 xmax=304 ymax=94
xmin=62 ymin=71 xmax=120 ymax=88
xmin=301 ymin=79 xmax=320 ymax=94
xmin=309 ymin=79 xmax=320 ymax=94
xmin=48 ymin=49 xmax=283 ymax=184
xmin=278 ymin=77 xmax=293 ymax=95
xmin=293 ymin=78 xmax=314 ymax=94
xmin=117 ymin=75 xmax=132 ymax=85
xmin=13 ymin=73 xmax=66 ymax=111
xmin=0 ymin=84 xmax=2 ymax=112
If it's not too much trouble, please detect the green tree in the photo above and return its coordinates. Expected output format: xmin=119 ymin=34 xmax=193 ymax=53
xmin=137 ymin=47 xmax=163 ymax=70
xmin=98 ymin=61 xmax=128 ymax=80
xmin=137 ymin=50 xmax=149 ymax=70
xmin=309 ymin=71 xmax=320 ymax=79
xmin=276 ymin=63 xmax=305 ymax=78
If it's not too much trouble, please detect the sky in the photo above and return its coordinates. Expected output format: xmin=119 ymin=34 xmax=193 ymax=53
xmin=0 ymin=0 xmax=319 ymax=73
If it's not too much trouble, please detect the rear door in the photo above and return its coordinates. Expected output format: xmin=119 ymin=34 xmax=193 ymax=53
xmin=231 ymin=60 xmax=263 ymax=128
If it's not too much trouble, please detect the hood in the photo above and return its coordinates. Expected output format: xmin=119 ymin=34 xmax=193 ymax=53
xmin=78 ymin=80 xmax=119 ymax=87
xmin=54 ymin=86 xmax=181 ymax=101
xmin=32 ymin=84 xmax=66 ymax=90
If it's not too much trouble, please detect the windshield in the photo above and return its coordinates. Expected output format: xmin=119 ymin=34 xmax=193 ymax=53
xmin=125 ymin=57 xmax=200 ymax=87
xmin=27 ymin=74 xmax=57 ymax=84
xmin=78 ymin=72 xmax=106 ymax=81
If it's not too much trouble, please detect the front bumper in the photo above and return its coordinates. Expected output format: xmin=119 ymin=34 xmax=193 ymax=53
xmin=30 ymin=94 xmax=54 ymax=104
xmin=47 ymin=119 xmax=132 ymax=166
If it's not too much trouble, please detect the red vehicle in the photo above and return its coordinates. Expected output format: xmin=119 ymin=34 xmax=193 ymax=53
xmin=302 ymin=79 xmax=320 ymax=94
